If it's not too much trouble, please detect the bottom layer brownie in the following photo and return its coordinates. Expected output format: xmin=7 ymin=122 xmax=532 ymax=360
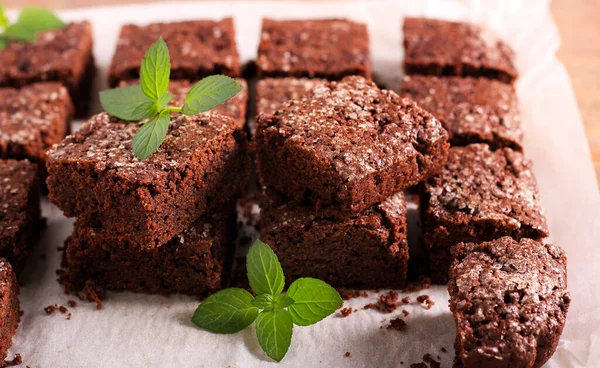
xmin=0 ymin=259 xmax=20 ymax=361
xmin=0 ymin=159 xmax=43 ymax=267
xmin=449 ymin=237 xmax=570 ymax=368
xmin=61 ymin=208 xmax=237 ymax=298
xmin=260 ymin=191 xmax=408 ymax=289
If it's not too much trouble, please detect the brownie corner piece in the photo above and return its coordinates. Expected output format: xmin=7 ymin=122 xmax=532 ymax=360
xmin=449 ymin=237 xmax=570 ymax=368
xmin=422 ymin=144 xmax=548 ymax=283
xmin=255 ymin=75 xmax=448 ymax=215
xmin=109 ymin=18 xmax=241 ymax=87
xmin=62 ymin=207 xmax=237 ymax=297
xmin=403 ymin=17 xmax=517 ymax=83
xmin=0 ymin=82 xmax=73 ymax=185
xmin=257 ymin=18 xmax=371 ymax=79
xmin=47 ymin=112 xmax=250 ymax=249
xmin=0 ymin=21 xmax=95 ymax=115
xmin=0 ymin=258 xmax=20 ymax=361
xmin=0 ymin=159 xmax=42 ymax=266
xmin=260 ymin=191 xmax=408 ymax=289
xmin=400 ymin=75 xmax=522 ymax=150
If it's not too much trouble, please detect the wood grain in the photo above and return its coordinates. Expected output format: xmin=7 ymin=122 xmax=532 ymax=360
xmin=3 ymin=0 xmax=600 ymax=185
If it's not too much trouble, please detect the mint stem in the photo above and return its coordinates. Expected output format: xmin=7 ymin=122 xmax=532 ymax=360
xmin=164 ymin=105 xmax=182 ymax=113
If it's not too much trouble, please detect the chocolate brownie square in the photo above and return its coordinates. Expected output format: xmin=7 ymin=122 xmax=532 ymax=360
xmin=62 ymin=207 xmax=236 ymax=297
xmin=0 ymin=22 xmax=95 ymax=115
xmin=449 ymin=237 xmax=570 ymax=368
xmin=0 ymin=259 xmax=20 ymax=361
xmin=47 ymin=112 xmax=250 ymax=249
xmin=400 ymin=75 xmax=522 ymax=150
xmin=0 ymin=160 xmax=42 ymax=266
xmin=119 ymin=78 xmax=248 ymax=129
xmin=0 ymin=83 xmax=73 ymax=185
xmin=257 ymin=19 xmax=371 ymax=79
xmin=255 ymin=76 xmax=449 ymax=216
xmin=421 ymin=144 xmax=549 ymax=283
xmin=260 ymin=191 xmax=408 ymax=289
xmin=109 ymin=19 xmax=241 ymax=87
xmin=403 ymin=18 xmax=517 ymax=84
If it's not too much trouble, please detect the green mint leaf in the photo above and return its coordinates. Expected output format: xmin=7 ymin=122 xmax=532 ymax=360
xmin=2 ymin=23 xmax=37 ymax=41
xmin=16 ymin=7 xmax=65 ymax=33
xmin=0 ymin=38 xmax=6 ymax=50
xmin=131 ymin=110 xmax=170 ymax=160
xmin=275 ymin=295 xmax=295 ymax=309
xmin=0 ymin=3 xmax=8 ymax=29
xmin=256 ymin=309 xmax=293 ymax=362
xmin=286 ymin=278 xmax=343 ymax=326
xmin=192 ymin=288 xmax=259 ymax=334
xmin=140 ymin=37 xmax=170 ymax=101
xmin=100 ymin=85 xmax=153 ymax=121
xmin=158 ymin=92 xmax=174 ymax=111
xmin=181 ymin=75 xmax=243 ymax=115
xmin=130 ymin=101 xmax=159 ymax=121
xmin=246 ymin=240 xmax=285 ymax=296
xmin=251 ymin=294 xmax=275 ymax=311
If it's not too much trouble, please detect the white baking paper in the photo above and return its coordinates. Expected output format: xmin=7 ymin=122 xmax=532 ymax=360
xmin=6 ymin=1 xmax=600 ymax=367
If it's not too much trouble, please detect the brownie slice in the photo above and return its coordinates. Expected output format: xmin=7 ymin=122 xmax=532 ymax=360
xmin=421 ymin=144 xmax=548 ymax=283
xmin=0 ymin=83 xmax=73 ymax=185
xmin=119 ymin=78 xmax=248 ymax=129
xmin=0 ymin=259 xmax=20 ymax=361
xmin=255 ymin=76 xmax=449 ymax=216
xmin=403 ymin=18 xmax=517 ymax=84
xmin=0 ymin=22 xmax=95 ymax=115
xmin=449 ymin=237 xmax=570 ymax=368
xmin=47 ymin=112 xmax=250 ymax=249
xmin=257 ymin=18 xmax=371 ymax=79
xmin=400 ymin=75 xmax=522 ymax=150
xmin=260 ymin=191 xmax=408 ymax=289
xmin=256 ymin=77 xmax=326 ymax=116
xmin=62 ymin=206 xmax=236 ymax=297
xmin=0 ymin=160 xmax=42 ymax=266
xmin=109 ymin=19 xmax=241 ymax=87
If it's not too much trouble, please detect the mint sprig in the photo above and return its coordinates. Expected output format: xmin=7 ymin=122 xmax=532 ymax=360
xmin=192 ymin=240 xmax=343 ymax=362
xmin=100 ymin=37 xmax=243 ymax=161
xmin=0 ymin=6 xmax=65 ymax=49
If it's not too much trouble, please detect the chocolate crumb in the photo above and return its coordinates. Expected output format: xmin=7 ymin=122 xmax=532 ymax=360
xmin=58 ymin=305 xmax=68 ymax=314
xmin=423 ymin=353 xmax=441 ymax=368
xmin=1 ymin=353 xmax=22 ymax=367
xmin=83 ymin=280 xmax=104 ymax=310
xmin=344 ymin=352 xmax=351 ymax=358
xmin=402 ymin=309 xmax=410 ymax=317
xmin=339 ymin=307 xmax=354 ymax=317
xmin=44 ymin=305 xmax=57 ymax=315
xmin=441 ymin=347 xmax=448 ymax=353
xmin=339 ymin=289 xmax=369 ymax=300
xmin=364 ymin=291 xmax=400 ymax=313
xmin=416 ymin=295 xmax=435 ymax=310
xmin=401 ymin=296 xmax=410 ymax=304
xmin=18 ymin=310 xmax=24 ymax=317
xmin=68 ymin=300 xmax=77 ymax=308
xmin=387 ymin=318 xmax=407 ymax=331
xmin=67 ymin=313 xmax=72 ymax=320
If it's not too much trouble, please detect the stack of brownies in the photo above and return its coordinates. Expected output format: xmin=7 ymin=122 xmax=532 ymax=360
xmin=252 ymin=18 xmax=449 ymax=289
xmin=48 ymin=19 xmax=251 ymax=299
xmin=0 ymin=21 xmax=96 ymax=360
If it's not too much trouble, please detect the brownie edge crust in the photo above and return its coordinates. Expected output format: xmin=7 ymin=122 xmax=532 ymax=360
xmin=0 ymin=259 xmax=20 ymax=361
xmin=449 ymin=237 xmax=570 ymax=368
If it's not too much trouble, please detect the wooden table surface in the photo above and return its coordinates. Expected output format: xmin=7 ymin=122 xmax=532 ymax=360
xmin=4 ymin=0 xmax=600 ymax=186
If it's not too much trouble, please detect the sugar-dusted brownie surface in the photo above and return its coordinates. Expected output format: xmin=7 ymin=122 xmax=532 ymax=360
xmin=256 ymin=77 xmax=326 ymax=116
xmin=0 ymin=83 xmax=73 ymax=184
xmin=119 ymin=78 xmax=248 ymax=129
xmin=47 ymin=112 xmax=250 ymax=249
xmin=422 ymin=144 xmax=549 ymax=283
xmin=0 ymin=160 xmax=42 ymax=266
xmin=403 ymin=17 xmax=517 ymax=84
xmin=62 ymin=207 xmax=236 ymax=297
xmin=400 ymin=75 xmax=522 ymax=150
xmin=255 ymin=76 xmax=449 ymax=216
xmin=0 ymin=259 xmax=20 ymax=361
xmin=109 ymin=19 xmax=241 ymax=87
xmin=449 ymin=237 xmax=570 ymax=368
xmin=260 ymin=191 xmax=408 ymax=289
xmin=0 ymin=22 xmax=95 ymax=115
xmin=257 ymin=18 xmax=371 ymax=79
